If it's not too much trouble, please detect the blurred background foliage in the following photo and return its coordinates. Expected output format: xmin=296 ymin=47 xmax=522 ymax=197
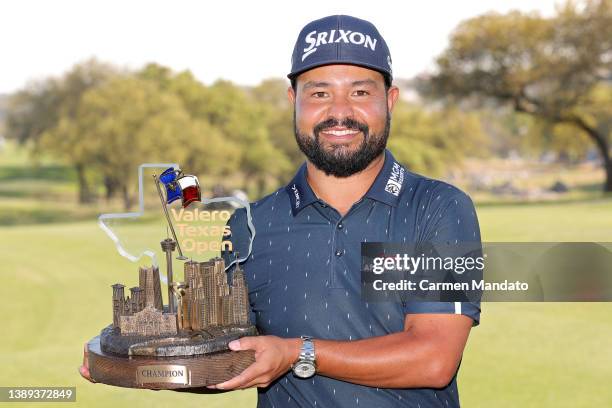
xmin=420 ymin=0 xmax=612 ymax=190
xmin=3 ymin=2 xmax=610 ymax=214
xmin=4 ymin=0 xmax=612 ymax=214
xmin=4 ymin=59 xmax=490 ymax=208
xmin=0 ymin=0 xmax=608 ymax=224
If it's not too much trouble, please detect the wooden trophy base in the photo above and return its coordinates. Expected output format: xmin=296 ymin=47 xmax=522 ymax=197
xmin=87 ymin=336 xmax=255 ymax=389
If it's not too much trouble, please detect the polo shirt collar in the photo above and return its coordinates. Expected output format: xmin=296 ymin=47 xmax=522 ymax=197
xmin=286 ymin=163 xmax=318 ymax=216
xmin=363 ymin=149 xmax=406 ymax=207
xmin=286 ymin=149 xmax=407 ymax=216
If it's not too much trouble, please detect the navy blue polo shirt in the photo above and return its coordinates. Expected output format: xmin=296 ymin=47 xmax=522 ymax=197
xmin=226 ymin=149 xmax=481 ymax=408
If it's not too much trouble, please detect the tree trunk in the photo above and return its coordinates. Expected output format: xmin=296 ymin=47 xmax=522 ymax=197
xmin=122 ymin=184 xmax=134 ymax=211
xmin=570 ymin=117 xmax=612 ymax=192
xmin=604 ymin=161 xmax=612 ymax=193
xmin=582 ymin=132 xmax=612 ymax=192
xmin=76 ymin=163 xmax=94 ymax=204
xmin=514 ymin=97 xmax=612 ymax=192
xmin=104 ymin=175 xmax=118 ymax=201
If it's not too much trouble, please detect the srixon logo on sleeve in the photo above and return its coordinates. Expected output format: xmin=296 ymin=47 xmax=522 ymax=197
xmin=302 ymin=29 xmax=378 ymax=61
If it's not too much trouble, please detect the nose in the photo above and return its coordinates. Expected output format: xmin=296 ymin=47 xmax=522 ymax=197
xmin=326 ymin=95 xmax=354 ymax=121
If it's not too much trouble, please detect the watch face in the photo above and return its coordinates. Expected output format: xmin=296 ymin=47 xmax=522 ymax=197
xmin=293 ymin=362 xmax=316 ymax=378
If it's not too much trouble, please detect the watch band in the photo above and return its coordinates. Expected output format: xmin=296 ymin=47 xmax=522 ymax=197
xmin=299 ymin=335 xmax=316 ymax=364
xmin=292 ymin=335 xmax=317 ymax=378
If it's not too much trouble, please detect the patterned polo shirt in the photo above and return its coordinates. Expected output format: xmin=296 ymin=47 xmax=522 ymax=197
xmin=226 ymin=149 xmax=481 ymax=408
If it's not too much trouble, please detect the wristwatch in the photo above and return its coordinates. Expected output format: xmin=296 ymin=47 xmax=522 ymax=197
xmin=292 ymin=335 xmax=316 ymax=378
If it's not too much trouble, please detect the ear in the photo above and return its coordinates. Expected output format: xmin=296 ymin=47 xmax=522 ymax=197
xmin=287 ymin=85 xmax=296 ymax=105
xmin=387 ymin=86 xmax=400 ymax=113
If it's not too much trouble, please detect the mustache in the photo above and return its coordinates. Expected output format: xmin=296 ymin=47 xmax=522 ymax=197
xmin=313 ymin=118 xmax=369 ymax=136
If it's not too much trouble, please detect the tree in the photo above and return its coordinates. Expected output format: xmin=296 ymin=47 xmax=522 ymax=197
xmin=40 ymin=76 xmax=204 ymax=209
xmin=388 ymin=101 xmax=487 ymax=176
xmin=192 ymin=80 xmax=291 ymax=196
xmin=139 ymin=67 xmax=293 ymax=197
xmin=5 ymin=59 xmax=118 ymax=202
xmin=423 ymin=0 xmax=612 ymax=191
xmin=250 ymin=79 xmax=303 ymax=166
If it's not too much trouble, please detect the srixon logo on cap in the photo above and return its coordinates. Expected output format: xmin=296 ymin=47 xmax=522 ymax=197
xmin=302 ymin=29 xmax=378 ymax=61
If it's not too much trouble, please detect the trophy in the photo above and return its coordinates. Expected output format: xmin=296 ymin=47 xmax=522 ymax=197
xmin=86 ymin=164 xmax=258 ymax=389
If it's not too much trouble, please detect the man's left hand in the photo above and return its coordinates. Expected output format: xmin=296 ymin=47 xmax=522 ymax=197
xmin=208 ymin=335 xmax=301 ymax=390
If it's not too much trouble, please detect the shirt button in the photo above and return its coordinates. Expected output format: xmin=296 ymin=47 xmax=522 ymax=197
xmin=337 ymin=223 xmax=343 ymax=229
xmin=335 ymin=249 xmax=343 ymax=257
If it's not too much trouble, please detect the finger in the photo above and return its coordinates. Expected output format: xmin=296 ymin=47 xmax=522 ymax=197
xmin=82 ymin=343 xmax=89 ymax=369
xmin=78 ymin=365 xmax=88 ymax=378
xmin=235 ymin=377 xmax=272 ymax=390
xmin=208 ymin=338 xmax=260 ymax=389
xmin=78 ymin=359 xmax=95 ymax=382
xmin=228 ymin=336 xmax=258 ymax=351
xmin=213 ymin=372 xmax=251 ymax=390
xmin=78 ymin=364 xmax=93 ymax=382
xmin=79 ymin=343 xmax=95 ymax=383
xmin=214 ymin=362 xmax=265 ymax=390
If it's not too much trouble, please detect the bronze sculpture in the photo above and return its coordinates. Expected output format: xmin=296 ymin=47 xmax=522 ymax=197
xmin=86 ymin=166 xmax=257 ymax=389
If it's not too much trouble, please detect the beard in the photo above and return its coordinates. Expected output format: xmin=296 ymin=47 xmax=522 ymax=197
xmin=294 ymin=110 xmax=391 ymax=178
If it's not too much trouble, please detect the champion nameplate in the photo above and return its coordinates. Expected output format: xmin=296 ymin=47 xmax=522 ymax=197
xmin=135 ymin=364 xmax=189 ymax=384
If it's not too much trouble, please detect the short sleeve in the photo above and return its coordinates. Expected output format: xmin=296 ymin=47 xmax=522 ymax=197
xmin=223 ymin=207 xmax=251 ymax=258
xmin=402 ymin=301 xmax=480 ymax=325
xmin=402 ymin=187 xmax=482 ymax=326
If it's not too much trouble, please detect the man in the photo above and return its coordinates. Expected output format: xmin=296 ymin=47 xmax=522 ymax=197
xmin=81 ymin=15 xmax=481 ymax=408
xmin=210 ymin=15 xmax=481 ymax=408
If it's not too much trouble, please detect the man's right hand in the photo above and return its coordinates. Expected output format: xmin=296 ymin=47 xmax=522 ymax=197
xmin=79 ymin=343 xmax=95 ymax=383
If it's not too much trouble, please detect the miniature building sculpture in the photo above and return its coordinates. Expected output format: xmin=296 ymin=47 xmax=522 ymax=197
xmin=89 ymin=170 xmax=257 ymax=389
xmin=182 ymin=258 xmax=249 ymax=330
xmin=111 ymin=259 xmax=249 ymax=337
xmin=116 ymin=266 xmax=177 ymax=336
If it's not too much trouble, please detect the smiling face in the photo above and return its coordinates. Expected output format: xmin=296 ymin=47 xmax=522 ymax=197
xmin=288 ymin=64 xmax=399 ymax=177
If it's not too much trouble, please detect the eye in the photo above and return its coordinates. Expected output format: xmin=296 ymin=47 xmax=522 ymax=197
xmin=353 ymin=90 xmax=370 ymax=96
xmin=312 ymin=91 xmax=328 ymax=98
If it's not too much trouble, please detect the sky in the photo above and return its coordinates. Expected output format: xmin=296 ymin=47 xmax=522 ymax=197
xmin=0 ymin=0 xmax=560 ymax=94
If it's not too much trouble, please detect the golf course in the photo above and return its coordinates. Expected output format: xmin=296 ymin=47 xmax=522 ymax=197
xmin=1 ymin=142 xmax=611 ymax=407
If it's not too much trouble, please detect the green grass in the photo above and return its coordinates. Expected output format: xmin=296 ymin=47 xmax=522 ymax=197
xmin=461 ymin=199 xmax=612 ymax=407
xmin=1 ymin=142 xmax=611 ymax=407
xmin=1 ymin=199 xmax=611 ymax=407
xmin=0 ymin=222 xmax=257 ymax=407
xmin=478 ymin=197 xmax=612 ymax=241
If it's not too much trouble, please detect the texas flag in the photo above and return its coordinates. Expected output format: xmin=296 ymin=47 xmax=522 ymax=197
xmin=159 ymin=167 xmax=201 ymax=207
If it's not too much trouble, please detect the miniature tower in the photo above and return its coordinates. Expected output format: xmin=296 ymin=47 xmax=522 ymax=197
xmin=129 ymin=286 xmax=144 ymax=314
xmin=112 ymin=284 xmax=125 ymax=328
xmin=172 ymin=281 xmax=188 ymax=330
xmin=152 ymin=267 xmax=163 ymax=310
xmin=231 ymin=261 xmax=249 ymax=325
xmin=161 ymin=238 xmax=177 ymax=313
xmin=123 ymin=295 xmax=131 ymax=316
xmin=139 ymin=266 xmax=163 ymax=310
xmin=183 ymin=260 xmax=200 ymax=330
xmin=202 ymin=261 xmax=220 ymax=326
